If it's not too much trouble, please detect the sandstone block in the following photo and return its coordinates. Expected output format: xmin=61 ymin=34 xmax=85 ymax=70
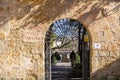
xmin=26 ymin=74 xmax=37 ymax=80
xmin=0 ymin=32 xmax=5 ymax=40
xmin=33 ymin=54 xmax=39 ymax=60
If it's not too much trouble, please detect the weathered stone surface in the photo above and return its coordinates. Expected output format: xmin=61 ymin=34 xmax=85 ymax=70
xmin=0 ymin=32 xmax=5 ymax=40
xmin=0 ymin=0 xmax=119 ymax=80
xmin=26 ymin=74 xmax=37 ymax=80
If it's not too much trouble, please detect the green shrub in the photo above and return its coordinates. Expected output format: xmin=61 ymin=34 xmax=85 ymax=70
xmin=51 ymin=54 xmax=57 ymax=65
xmin=54 ymin=51 xmax=61 ymax=60
xmin=74 ymin=53 xmax=81 ymax=64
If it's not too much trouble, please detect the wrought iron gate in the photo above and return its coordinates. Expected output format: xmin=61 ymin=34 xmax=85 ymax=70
xmin=45 ymin=18 xmax=90 ymax=80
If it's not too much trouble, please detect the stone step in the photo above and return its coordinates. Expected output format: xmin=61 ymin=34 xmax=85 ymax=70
xmin=52 ymin=78 xmax=83 ymax=80
xmin=52 ymin=73 xmax=68 ymax=78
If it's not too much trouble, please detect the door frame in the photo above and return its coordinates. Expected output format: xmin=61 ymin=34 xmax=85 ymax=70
xmin=44 ymin=18 xmax=92 ymax=80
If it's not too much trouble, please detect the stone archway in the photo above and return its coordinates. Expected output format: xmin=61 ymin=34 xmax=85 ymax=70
xmin=44 ymin=18 xmax=91 ymax=80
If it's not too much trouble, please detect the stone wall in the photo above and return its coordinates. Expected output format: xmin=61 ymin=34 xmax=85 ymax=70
xmin=0 ymin=22 xmax=44 ymax=79
xmin=0 ymin=0 xmax=119 ymax=80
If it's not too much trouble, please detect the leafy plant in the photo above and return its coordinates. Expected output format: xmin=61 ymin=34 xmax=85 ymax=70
xmin=54 ymin=51 xmax=61 ymax=60
xmin=74 ymin=52 xmax=81 ymax=64
xmin=51 ymin=54 xmax=57 ymax=65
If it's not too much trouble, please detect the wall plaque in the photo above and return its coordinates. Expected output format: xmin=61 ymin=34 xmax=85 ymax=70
xmin=94 ymin=43 xmax=101 ymax=49
xmin=23 ymin=30 xmax=43 ymax=42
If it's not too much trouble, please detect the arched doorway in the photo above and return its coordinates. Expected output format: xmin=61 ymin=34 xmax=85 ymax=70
xmin=45 ymin=18 xmax=90 ymax=80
